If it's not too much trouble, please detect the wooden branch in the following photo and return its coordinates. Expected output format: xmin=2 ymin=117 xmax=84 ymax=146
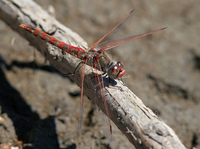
xmin=0 ymin=0 xmax=186 ymax=148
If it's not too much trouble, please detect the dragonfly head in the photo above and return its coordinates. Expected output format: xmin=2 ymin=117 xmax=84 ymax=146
xmin=108 ymin=62 xmax=125 ymax=79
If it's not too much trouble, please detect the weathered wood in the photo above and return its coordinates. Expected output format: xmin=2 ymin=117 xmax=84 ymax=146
xmin=0 ymin=0 xmax=186 ymax=148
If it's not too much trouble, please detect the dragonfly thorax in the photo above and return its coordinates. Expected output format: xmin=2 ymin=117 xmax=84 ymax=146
xmin=87 ymin=49 xmax=125 ymax=79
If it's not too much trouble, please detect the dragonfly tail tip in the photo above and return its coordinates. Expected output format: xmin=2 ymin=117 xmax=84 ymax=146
xmin=162 ymin=27 xmax=168 ymax=30
xmin=19 ymin=24 xmax=25 ymax=28
xmin=130 ymin=9 xmax=136 ymax=14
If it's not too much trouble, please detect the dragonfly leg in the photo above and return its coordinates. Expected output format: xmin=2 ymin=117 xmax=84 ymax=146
xmin=108 ymin=77 xmax=111 ymax=84
xmin=119 ymin=78 xmax=125 ymax=85
xmin=64 ymin=61 xmax=85 ymax=77
xmin=107 ymin=77 xmax=124 ymax=91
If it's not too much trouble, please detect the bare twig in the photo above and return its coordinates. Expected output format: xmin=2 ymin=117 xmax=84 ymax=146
xmin=0 ymin=0 xmax=186 ymax=148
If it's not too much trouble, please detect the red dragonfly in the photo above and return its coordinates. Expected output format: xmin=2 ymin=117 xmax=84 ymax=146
xmin=20 ymin=10 xmax=166 ymax=136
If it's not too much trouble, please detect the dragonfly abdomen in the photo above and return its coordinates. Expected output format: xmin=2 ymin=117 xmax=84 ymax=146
xmin=20 ymin=24 xmax=86 ymax=59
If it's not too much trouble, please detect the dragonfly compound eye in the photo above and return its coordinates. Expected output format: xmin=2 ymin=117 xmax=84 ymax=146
xmin=117 ymin=62 xmax=124 ymax=70
xmin=113 ymin=62 xmax=125 ymax=79
xmin=112 ymin=65 xmax=119 ymax=75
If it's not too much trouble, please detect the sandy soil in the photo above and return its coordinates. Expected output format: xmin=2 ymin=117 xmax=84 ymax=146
xmin=0 ymin=0 xmax=200 ymax=148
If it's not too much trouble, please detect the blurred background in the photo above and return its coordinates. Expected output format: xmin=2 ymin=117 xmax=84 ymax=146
xmin=0 ymin=0 xmax=199 ymax=148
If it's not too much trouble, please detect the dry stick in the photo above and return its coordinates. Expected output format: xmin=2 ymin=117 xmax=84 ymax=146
xmin=0 ymin=0 xmax=186 ymax=148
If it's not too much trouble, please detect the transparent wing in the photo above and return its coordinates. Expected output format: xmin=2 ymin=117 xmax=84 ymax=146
xmin=90 ymin=10 xmax=166 ymax=52
xmin=78 ymin=61 xmax=86 ymax=136
xmin=90 ymin=10 xmax=136 ymax=50
xmin=99 ymin=27 xmax=167 ymax=52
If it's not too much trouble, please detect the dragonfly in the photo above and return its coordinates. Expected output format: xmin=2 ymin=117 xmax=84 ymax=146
xmin=20 ymin=10 xmax=166 ymax=136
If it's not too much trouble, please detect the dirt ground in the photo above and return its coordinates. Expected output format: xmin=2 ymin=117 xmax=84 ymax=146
xmin=0 ymin=0 xmax=200 ymax=148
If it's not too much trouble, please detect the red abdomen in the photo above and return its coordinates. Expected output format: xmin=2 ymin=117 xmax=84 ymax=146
xmin=20 ymin=24 xmax=86 ymax=59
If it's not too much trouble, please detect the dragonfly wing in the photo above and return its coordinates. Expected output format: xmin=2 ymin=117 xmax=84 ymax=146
xmin=99 ymin=27 xmax=167 ymax=52
xmin=90 ymin=10 xmax=136 ymax=50
xmin=78 ymin=61 xmax=86 ymax=136
xmin=93 ymin=58 xmax=113 ymax=134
